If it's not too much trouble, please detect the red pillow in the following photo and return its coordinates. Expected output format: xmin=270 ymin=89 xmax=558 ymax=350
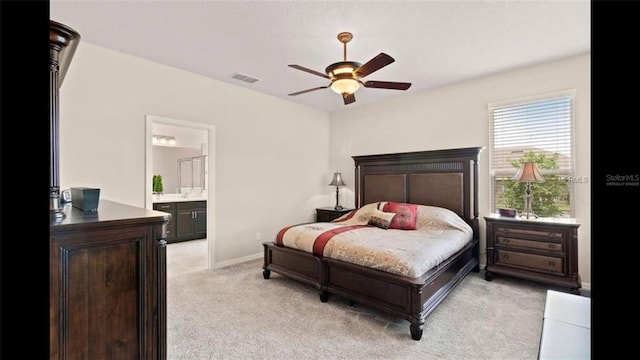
xmin=382 ymin=202 xmax=418 ymax=230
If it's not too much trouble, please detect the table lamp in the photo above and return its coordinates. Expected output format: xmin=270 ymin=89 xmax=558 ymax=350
xmin=514 ymin=162 xmax=545 ymax=219
xmin=329 ymin=172 xmax=346 ymax=210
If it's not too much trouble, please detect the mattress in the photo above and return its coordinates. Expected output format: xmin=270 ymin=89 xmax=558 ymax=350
xmin=275 ymin=202 xmax=473 ymax=278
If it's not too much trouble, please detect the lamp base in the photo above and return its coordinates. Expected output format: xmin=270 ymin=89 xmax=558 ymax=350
xmin=520 ymin=183 xmax=538 ymax=220
xmin=519 ymin=212 xmax=538 ymax=220
xmin=333 ymin=185 xmax=343 ymax=212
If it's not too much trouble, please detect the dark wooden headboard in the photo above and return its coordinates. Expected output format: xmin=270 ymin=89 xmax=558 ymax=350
xmin=352 ymin=147 xmax=483 ymax=238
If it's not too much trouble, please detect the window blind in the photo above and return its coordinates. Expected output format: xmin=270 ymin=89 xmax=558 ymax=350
xmin=489 ymin=95 xmax=574 ymax=215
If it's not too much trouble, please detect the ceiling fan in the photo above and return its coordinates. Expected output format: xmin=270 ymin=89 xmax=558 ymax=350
xmin=288 ymin=32 xmax=412 ymax=105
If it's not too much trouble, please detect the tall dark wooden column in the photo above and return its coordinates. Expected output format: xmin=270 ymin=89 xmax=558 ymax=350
xmin=49 ymin=21 xmax=80 ymax=220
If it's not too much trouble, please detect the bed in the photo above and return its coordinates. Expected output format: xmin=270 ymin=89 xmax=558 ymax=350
xmin=262 ymin=147 xmax=483 ymax=340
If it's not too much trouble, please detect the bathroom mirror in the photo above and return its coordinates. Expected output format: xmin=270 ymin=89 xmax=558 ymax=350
xmin=178 ymin=155 xmax=206 ymax=194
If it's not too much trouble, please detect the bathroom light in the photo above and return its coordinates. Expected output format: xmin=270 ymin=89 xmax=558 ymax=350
xmin=153 ymin=134 xmax=177 ymax=146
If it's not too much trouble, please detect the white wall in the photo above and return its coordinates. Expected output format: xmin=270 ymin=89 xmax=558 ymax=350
xmin=58 ymin=41 xmax=590 ymax=285
xmin=329 ymin=54 xmax=591 ymax=286
xmin=59 ymin=42 xmax=330 ymax=264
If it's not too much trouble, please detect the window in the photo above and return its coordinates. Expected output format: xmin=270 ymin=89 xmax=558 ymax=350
xmin=489 ymin=91 xmax=575 ymax=217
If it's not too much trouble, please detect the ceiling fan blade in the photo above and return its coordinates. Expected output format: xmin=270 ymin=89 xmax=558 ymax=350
xmin=288 ymin=85 xmax=330 ymax=96
xmin=288 ymin=64 xmax=330 ymax=79
xmin=363 ymin=80 xmax=412 ymax=90
xmin=342 ymin=93 xmax=356 ymax=105
xmin=354 ymin=53 xmax=395 ymax=78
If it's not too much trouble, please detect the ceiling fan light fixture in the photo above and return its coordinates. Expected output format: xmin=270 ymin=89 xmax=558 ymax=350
xmin=330 ymin=78 xmax=360 ymax=95
xmin=331 ymin=67 xmax=354 ymax=76
xmin=288 ymin=32 xmax=411 ymax=104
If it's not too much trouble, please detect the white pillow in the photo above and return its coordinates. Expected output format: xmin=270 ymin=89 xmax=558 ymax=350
xmin=367 ymin=208 xmax=396 ymax=230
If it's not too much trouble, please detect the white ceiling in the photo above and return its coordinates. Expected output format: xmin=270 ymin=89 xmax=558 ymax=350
xmin=50 ymin=0 xmax=590 ymax=113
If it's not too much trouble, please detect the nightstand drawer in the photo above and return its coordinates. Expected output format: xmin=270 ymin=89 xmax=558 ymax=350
xmin=497 ymin=236 xmax=564 ymax=253
xmin=484 ymin=215 xmax=580 ymax=293
xmin=496 ymin=226 xmax=563 ymax=240
xmin=496 ymin=249 xmax=564 ymax=275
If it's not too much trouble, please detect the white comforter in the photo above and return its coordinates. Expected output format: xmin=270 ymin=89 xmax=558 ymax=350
xmin=275 ymin=202 xmax=473 ymax=278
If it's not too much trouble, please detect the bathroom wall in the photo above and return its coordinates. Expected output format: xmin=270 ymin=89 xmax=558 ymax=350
xmin=152 ymin=146 xmax=202 ymax=194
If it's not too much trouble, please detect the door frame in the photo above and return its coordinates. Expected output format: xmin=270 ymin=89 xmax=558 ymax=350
xmin=145 ymin=115 xmax=216 ymax=269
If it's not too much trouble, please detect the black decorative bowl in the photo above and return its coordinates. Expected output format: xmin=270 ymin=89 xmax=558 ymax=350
xmin=498 ymin=208 xmax=517 ymax=218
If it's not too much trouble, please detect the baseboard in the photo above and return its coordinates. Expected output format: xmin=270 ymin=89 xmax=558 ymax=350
xmin=212 ymin=252 xmax=262 ymax=269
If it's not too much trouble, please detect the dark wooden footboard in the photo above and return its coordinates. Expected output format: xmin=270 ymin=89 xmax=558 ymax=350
xmin=263 ymin=238 xmax=478 ymax=340
xmin=262 ymin=243 xmax=323 ymax=290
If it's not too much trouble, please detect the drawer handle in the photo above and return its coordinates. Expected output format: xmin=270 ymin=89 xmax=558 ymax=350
xmin=503 ymin=239 xmax=510 ymax=244
xmin=548 ymin=261 xmax=556 ymax=267
xmin=548 ymin=244 xmax=556 ymax=249
xmin=503 ymin=254 xmax=510 ymax=260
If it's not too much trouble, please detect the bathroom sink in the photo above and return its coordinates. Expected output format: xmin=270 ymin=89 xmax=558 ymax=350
xmin=153 ymin=193 xmax=207 ymax=203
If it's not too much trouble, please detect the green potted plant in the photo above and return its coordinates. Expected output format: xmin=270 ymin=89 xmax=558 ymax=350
xmin=152 ymin=174 xmax=164 ymax=195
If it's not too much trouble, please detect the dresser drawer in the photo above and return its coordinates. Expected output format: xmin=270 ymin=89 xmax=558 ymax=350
xmin=497 ymin=236 xmax=564 ymax=253
xmin=496 ymin=226 xmax=563 ymax=240
xmin=496 ymin=249 xmax=565 ymax=276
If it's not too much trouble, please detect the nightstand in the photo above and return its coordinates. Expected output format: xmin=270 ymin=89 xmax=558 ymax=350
xmin=316 ymin=207 xmax=354 ymax=222
xmin=484 ymin=214 xmax=581 ymax=294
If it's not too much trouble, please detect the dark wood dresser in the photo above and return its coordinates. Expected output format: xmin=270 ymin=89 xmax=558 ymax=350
xmin=484 ymin=214 xmax=581 ymax=294
xmin=316 ymin=207 xmax=354 ymax=222
xmin=50 ymin=200 xmax=170 ymax=359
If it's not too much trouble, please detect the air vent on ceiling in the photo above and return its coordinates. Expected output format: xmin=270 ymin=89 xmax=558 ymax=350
xmin=230 ymin=72 xmax=260 ymax=84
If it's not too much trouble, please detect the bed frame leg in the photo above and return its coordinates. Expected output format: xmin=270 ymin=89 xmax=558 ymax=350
xmin=410 ymin=322 xmax=424 ymax=341
xmin=319 ymin=290 xmax=329 ymax=303
xmin=262 ymin=269 xmax=271 ymax=279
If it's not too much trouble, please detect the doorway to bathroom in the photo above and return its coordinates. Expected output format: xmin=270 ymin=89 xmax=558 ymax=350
xmin=145 ymin=115 xmax=216 ymax=270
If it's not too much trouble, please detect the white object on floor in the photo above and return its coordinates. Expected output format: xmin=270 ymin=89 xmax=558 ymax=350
xmin=538 ymin=290 xmax=590 ymax=360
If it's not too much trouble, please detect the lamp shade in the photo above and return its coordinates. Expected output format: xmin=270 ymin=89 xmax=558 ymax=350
xmin=329 ymin=172 xmax=346 ymax=186
xmin=514 ymin=162 xmax=545 ymax=182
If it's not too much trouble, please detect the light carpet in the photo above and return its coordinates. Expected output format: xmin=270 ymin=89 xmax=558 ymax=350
xmin=167 ymin=258 xmax=548 ymax=360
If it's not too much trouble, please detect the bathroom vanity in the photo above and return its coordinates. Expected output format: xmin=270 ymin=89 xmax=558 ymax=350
xmin=153 ymin=195 xmax=207 ymax=243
